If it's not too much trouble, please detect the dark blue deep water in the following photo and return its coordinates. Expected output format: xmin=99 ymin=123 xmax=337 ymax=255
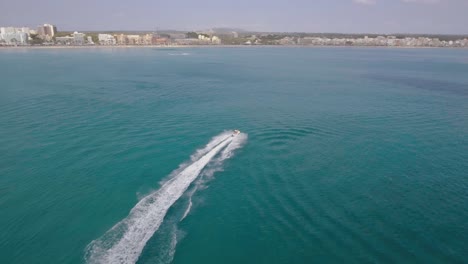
xmin=0 ymin=47 xmax=467 ymax=263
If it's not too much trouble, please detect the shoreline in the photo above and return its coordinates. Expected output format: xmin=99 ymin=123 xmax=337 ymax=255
xmin=1 ymin=45 xmax=467 ymax=50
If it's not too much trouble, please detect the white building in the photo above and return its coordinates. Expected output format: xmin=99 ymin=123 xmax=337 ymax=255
xmin=1 ymin=27 xmax=15 ymax=34
xmin=55 ymin=31 xmax=86 ymax=45
xmin=198 ymin=34 xmax=209 ymax=40
xmin=126 ymin=35 xmax=141 ymax=45
xmin=20 ymin=27 xmax=30 ymax=33
xmin=211 ymin=36 xmax=221 ymax=44
xmin=37 ymin=24 xmax=56 ymax=40
xmin=0 ymin=27 xmax=29 ymax=45
xmin=197 ymin=34 xmax=212 ymax=44
xmin=55 ymin=36 xmax=74 ymax=45
xmin=98 ymin=34 xmax=116 ymax=45
xmin=72 ymin=31 xmax=85 ymax=45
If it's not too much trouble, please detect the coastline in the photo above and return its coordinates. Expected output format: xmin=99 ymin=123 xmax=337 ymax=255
xmin=1 ymin=44 xmax=467 ymax=50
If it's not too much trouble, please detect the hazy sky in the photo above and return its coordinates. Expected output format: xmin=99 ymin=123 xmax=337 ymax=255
xmin=1 ymin=0 xmax=467 ymax=34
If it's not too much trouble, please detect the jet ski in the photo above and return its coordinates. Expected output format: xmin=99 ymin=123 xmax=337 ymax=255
xmin=232 ymin=130 xmax=240 ymax=136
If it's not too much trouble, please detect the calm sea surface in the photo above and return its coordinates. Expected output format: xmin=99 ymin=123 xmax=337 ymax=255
xmin=0 ymin=47 xmax=467 ymax=264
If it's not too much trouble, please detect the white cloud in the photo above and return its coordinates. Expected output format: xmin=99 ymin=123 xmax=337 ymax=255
xmin=353 ymin=0 xmax=377 ymax=5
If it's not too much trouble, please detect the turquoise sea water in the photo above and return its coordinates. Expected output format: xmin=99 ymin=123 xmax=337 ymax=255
xmin=1 ymin=47 xmax=467 ymax=264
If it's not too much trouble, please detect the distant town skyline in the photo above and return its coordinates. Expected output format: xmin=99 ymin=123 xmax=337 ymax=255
xmin=1 ymin=0 xmax=467 ymax=34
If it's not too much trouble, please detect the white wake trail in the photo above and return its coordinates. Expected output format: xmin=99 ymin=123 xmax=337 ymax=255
xmin=156 ymin=131 xmax=232 ymax=188
xmin=180 ymin=133 xmax=248 ymax=221
xmin=85 ymin=133 xmax=236 ymax=264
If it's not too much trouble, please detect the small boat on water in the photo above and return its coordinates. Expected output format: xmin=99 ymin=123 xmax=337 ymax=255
xmin=232 ymin=130 xmax=240 ymax=136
